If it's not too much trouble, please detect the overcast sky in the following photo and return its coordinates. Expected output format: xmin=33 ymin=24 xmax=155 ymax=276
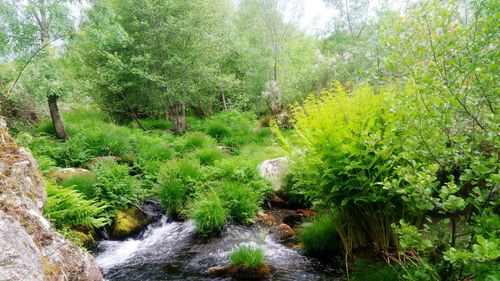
xmin=299 ymin=0 xmax=337 ymax=35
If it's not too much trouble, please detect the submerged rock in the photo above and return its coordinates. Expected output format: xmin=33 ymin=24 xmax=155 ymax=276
xmin=207 ymin=264 xmax=276 ymax=279
xmin=258 ymin=157 xmax=289 ymax=192
xmin=0 ymin=117 xmax=103 ymax=281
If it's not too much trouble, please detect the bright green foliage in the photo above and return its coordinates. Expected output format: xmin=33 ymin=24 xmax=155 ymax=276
xmin=43 ymin=181 xmax=108 ymax=245
xmin=195 ymin=148 xmax=224 ymax=166
xmin=186 ymin=193 xmax=227 ymax=235
xmin=284 ymin=83 xmax=402 ymax=254
xmin=92 ymin=160 xmax=141 ymax=217
xmin=60 ymin=174 xmax=97 ymax=200
xmin=218 ymin=182 xmax=260 ymax=224
xmin=156 ymin=158 xmax=202 ymax=215
xmin=229 ymin=245 xmax=265 ymax=269
xmin=298 ymin=214 xmax=340 ymax=257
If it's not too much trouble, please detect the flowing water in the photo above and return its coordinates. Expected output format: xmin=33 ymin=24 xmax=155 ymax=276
xmin=95 ymin=217 xmax=343 ymax=280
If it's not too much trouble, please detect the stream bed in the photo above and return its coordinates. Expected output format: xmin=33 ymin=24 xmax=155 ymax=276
xmin=94 ymin=217 xmax=342 ymax=280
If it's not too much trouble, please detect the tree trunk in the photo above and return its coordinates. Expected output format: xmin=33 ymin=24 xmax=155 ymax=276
xmin=48 ymin=95 xmax=68 ymax=140
xmin=170 ymin=103 xmax=187 ymax=134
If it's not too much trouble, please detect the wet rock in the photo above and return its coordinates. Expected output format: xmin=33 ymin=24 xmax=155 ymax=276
xmin=47 ymin=167 xmax=90 ymax=181
xmin=0 ymin=116 xmax=103 ymax=281
xmin=297 ymin=209 xmax=315 ymax=218
xmin=282 ymin=213 xmax=307 ymax=227
xmin=269 ymin=193 xmax=287 ymax=208
xmin=256 ymin=211 xmax=274 ymax=225
xmin=139 ymin=199 xmax=164 ymax=220
xmin=258 ymin=157 xmax=289 ymax=192
xmin=276 ymin=223 xmax=295 ymax=241
xmin=207 ymin=264 xmax=276 ymax=279
xmin=111 ymin=206 xmax=151 ymax=239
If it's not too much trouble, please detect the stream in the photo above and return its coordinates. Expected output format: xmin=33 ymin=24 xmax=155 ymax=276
xmin=94 ymin=216 xmax=342 ymax=280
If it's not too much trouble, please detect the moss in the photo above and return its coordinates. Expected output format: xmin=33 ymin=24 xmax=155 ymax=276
xmin=111 ymin=207 xmax=150 ymax=239
xmin=41 ymin=257 xmax=60 ymax=277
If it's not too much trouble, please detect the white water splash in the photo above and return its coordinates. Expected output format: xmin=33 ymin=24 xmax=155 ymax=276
xmin=96 ymin=217 xmax=195 ymax=270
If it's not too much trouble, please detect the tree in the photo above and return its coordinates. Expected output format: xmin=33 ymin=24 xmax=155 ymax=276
xmin=0 ymin=0 xmax=78 ymax=140
xmin=73 ymin=0 xmax=229 ymax=133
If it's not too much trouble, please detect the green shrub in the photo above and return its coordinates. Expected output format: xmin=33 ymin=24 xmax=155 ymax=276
xmin=92 ymin=160 xmax=141 ymax=216
xmin=156 ymin=158 xmax=201 ymax=215
xmin=60 ymin=174 xmax=97 ymax=199
xmin=229 ymin=245 xmax=265 ymax=269
xmin=298 ymin=214 xmax=340 ymax=257
xmin=282 ymin=83 xmax=403 ymax=254
xmin=186 ymin=193 xmax=226 ymax=235
xmin=43 ymin=181 xmax=108 ymax=245
xmin=218 ymin=182 xmax=260 ymax=224
xmin=195 ymin=147 xmax=223 ymax=166
xmin=351 ymin=260 xmax=400 ymax=281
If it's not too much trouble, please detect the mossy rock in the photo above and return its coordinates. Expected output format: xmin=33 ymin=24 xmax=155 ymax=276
xmin=111 ymin=206 xmax=151 ymax=239
xmin=207 ymin=264 xmax=276 ymax=279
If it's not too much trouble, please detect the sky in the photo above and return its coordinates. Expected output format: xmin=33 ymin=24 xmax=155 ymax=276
xmin=298 ymin=0 xmax=337 ymax=35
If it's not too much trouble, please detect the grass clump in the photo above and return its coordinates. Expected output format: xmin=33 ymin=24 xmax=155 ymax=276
xmin=181 ymin=132 xmax=214 ymax=152
xmin=60 ymin=174 xmax=97 ymax=200
xmin=298 ymin=214 xmax=340 ymax=257
xmin=218 ymin=182 xmax=260 ymax=224
xmin=156 ymin=158 xmax=201 ymax=215
xmin=136 ymin=118 xmax=173 ymax=131
xmin=195 ymin=147 xmax=224 ymax=166
xmin=186 ymin=193 xmax=226 ymax=235
xmin=229 ymin=245 xmax=265 ymax=269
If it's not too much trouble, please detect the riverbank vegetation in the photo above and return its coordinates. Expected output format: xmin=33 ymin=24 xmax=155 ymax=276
xmin=1 ymin=0 xmax=498 ymax=280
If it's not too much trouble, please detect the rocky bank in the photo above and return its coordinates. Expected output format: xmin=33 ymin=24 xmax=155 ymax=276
xmin=0 ymin=117 xmax=103 ymax=281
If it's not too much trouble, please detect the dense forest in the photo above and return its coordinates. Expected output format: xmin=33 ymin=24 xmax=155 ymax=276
xmin=0 ymin=0 xmax=498 ymax=280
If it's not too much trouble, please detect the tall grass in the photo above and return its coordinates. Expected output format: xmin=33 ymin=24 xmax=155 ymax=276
xmin=218 ymin=182 xmax=260 ymax=224
xmin=298 ymin=214 xmax=340 ymax=257
xmin=229 ymin=245 xmax=265 ymax=269
xmin=186 ymin=193 xmax=226 ymax=235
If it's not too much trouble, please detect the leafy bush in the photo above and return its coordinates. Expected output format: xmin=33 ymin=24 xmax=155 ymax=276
xmin=218 ymin=182 xmax=260 ymax=224
xmin=195 ymin=147 xmax=223 ymax=166
xmin=229 ymin=245 xmax=265 ymax=269
xmin=281 ymin=83 xmax=402 ymax=254
xmin=156 ymin=158 xmax=201 ymax=215
xmin=92 ymin=160 xmax=141 ymax=216
xmin=186 ymin=193 xmax=226 ymax=235
xmin=60 ymin=174 xmax=97 ymax=199
xmin=298 ymin=214 xmax=340 ymax=257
